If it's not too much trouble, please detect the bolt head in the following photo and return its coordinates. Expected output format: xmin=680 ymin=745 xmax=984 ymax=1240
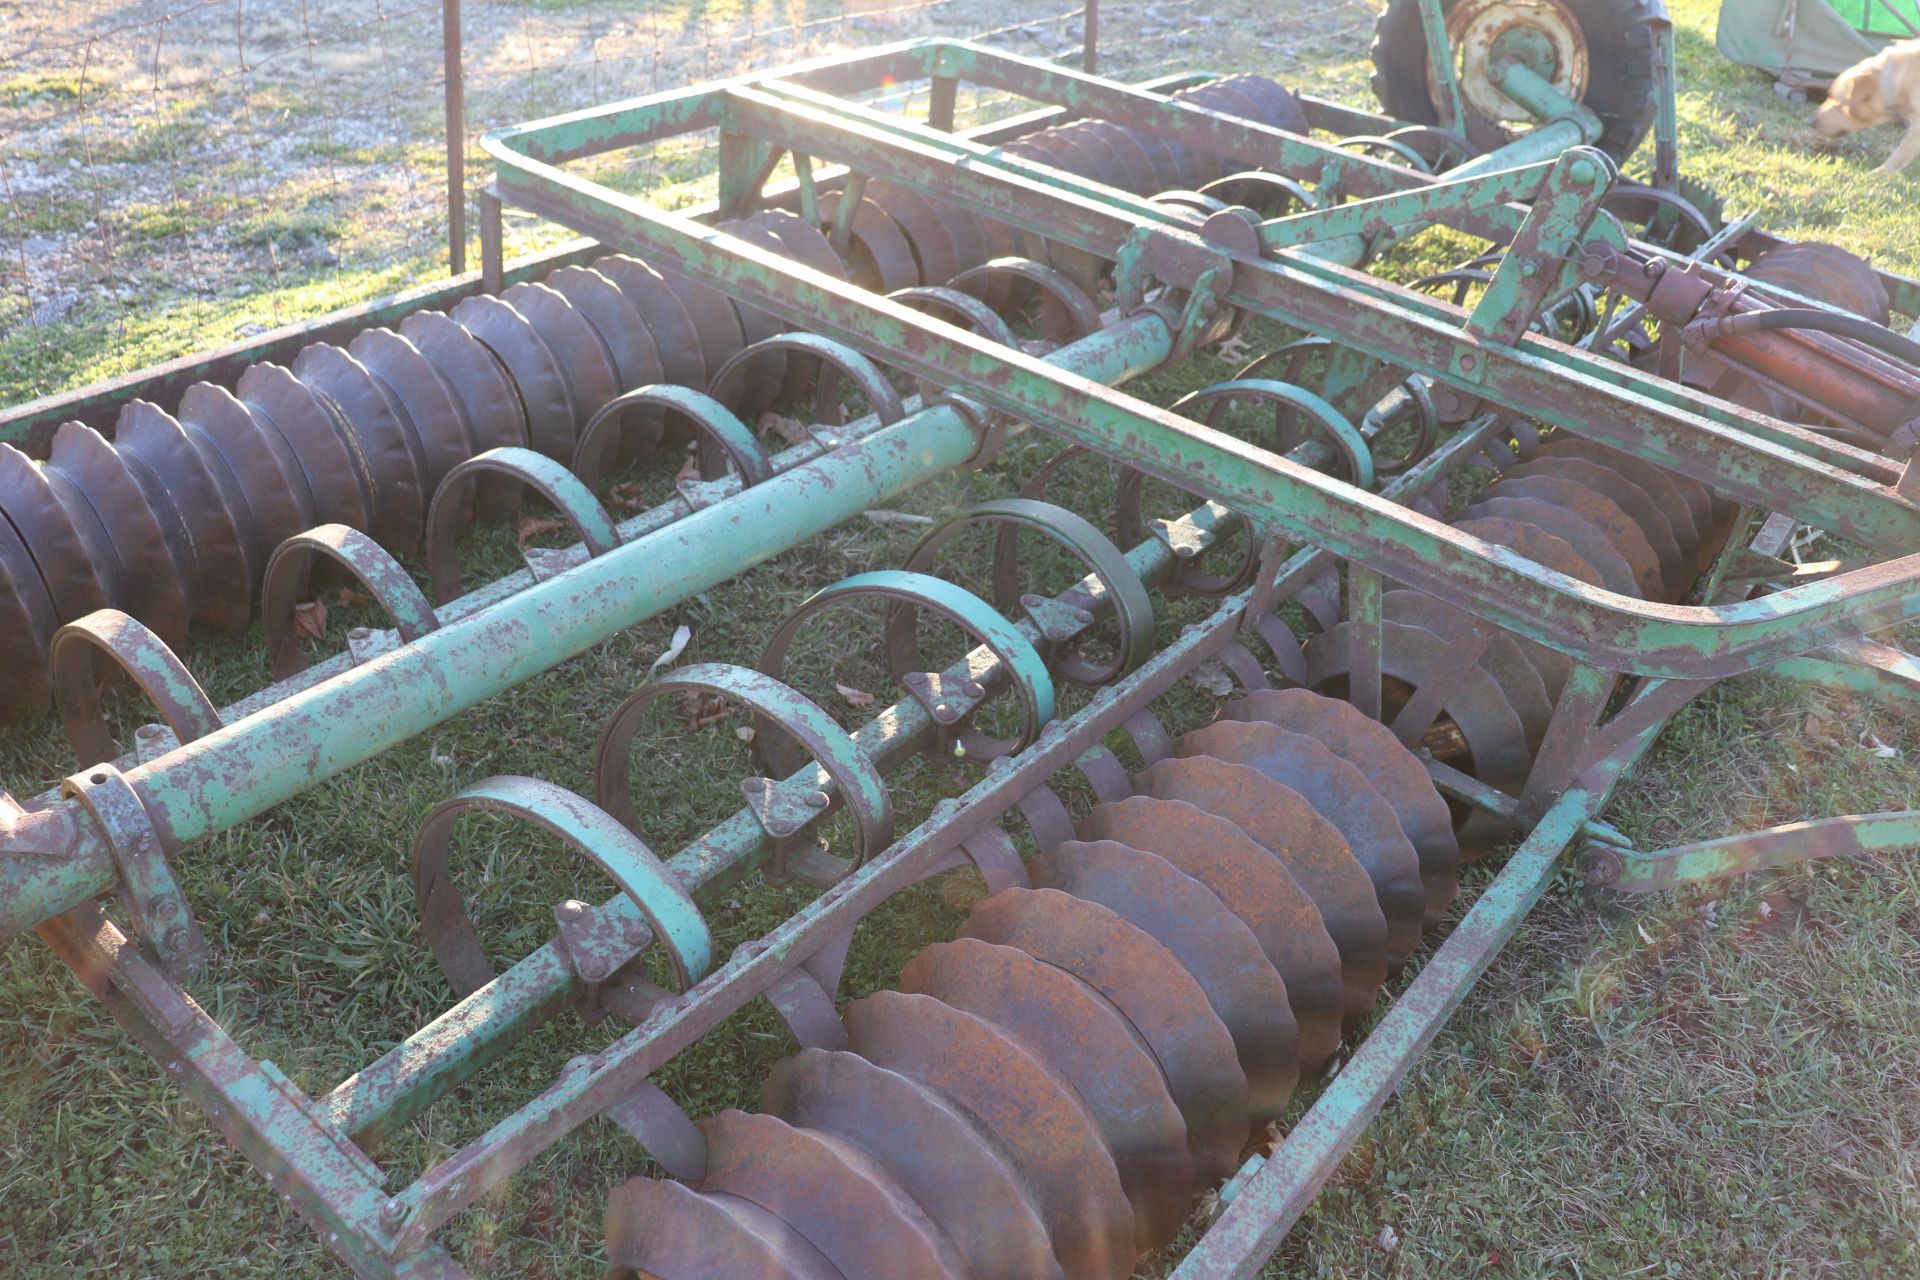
xmin=805 ymin=790 xmax=830 ymax=809
xmin=1567 ymin=156 xmax=1599 ymax=187
xmin=962 ymin=680 xmax=985 ymax=698
xmin=348 ymin=626 xmax=371 ymax=640
xmin=164 ymin=927 xmax=190 ymax=952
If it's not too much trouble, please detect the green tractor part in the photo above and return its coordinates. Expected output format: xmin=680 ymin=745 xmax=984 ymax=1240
xmin=1 ymin=12 xmax=1918 ymax=1279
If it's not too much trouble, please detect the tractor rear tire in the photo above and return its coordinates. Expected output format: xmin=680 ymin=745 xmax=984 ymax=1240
xmin=1368 ymin=0 xmax=1665 ymax=163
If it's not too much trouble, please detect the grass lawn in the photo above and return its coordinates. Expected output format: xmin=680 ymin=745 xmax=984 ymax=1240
xmin=1 ymin=0 xmax=1917 ymax=1275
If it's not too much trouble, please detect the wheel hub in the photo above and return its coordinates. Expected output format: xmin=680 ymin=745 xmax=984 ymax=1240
xmin=1429 ymin=0 xmax=1591 ymax=124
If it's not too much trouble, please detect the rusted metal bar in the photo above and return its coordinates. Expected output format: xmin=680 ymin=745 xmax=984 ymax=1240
xmin=444 ymin=0 xmax=466 ymax=276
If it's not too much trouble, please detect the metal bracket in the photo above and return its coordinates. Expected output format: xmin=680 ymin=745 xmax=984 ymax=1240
xmin=1464 ymin=146 xmax=1618 ymax=351
xmin=63 ymin=764 xmax=209 ymax=974
xmin=1112 ymin=222 xmax=1233 ymax=367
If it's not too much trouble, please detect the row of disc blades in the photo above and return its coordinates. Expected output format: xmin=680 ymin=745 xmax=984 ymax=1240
xmin=1299 ymin=430 xmax=1736 ymax=833
xmin=0 ymin=74 xmax=1309 ymax=722
xmin=606 ymin=687 xmax=1460 ymax=1280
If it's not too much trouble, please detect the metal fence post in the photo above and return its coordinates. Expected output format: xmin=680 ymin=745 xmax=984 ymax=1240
xmin=445 ymin=0 xmax=467 ymax=275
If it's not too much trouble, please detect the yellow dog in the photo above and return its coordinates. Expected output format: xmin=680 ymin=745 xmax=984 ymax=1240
xmin=1815 ymin=38 xmax=1920 ymax=174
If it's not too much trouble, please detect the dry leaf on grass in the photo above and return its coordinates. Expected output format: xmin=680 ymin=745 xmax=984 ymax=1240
xmin=609 ymin=480 xmax=649 ymax=511
xmin=674 ymin=451 xmax=702 ymax=485
xmin=293 ymin=599 xmax=328 ymax=640
xmin=332 ymin=587 xmax=371 ymax=609
xmin=677 ymin=690 xmax=733 ymax=729
xmin=516 ymin=516 xmax=567 ymax=547
xmin=759 ymin=411 xmax=810 ymax=446
xmin=835 ymin=682 xmax=877 ymax=708
xmin=864 ymin=509 xmax=934 ymax=525
xmin=1214 ymin=333 xmax=1255 ymax=365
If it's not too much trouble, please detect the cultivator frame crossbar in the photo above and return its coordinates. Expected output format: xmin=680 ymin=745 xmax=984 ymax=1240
xmin=7 ymin=30 xmax=1920 ymax=1280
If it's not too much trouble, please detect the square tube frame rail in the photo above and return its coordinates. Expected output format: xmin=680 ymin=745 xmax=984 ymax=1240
xmin=6 ymin=37 xmax=1920 ymax=1280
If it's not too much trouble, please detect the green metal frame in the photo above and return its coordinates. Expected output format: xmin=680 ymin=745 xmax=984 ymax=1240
xmin=6 ymin=35 xmax=1919 ymax=1280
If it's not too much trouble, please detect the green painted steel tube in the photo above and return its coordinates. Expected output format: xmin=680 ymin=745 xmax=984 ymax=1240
xmin=1609 ymin=809 xmax=1920 ymax=892
xmin=0 ymin=315 xmax=1171 ymax=944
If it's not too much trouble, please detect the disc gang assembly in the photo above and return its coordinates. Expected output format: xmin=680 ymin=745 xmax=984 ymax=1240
xmin=4 ymin=5 xmax=1920 ymax=1277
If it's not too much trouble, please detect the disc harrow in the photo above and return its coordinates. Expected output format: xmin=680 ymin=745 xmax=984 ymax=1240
xmin=3 ymin=27 xmax=1920 ymax=1280
xmin=0 ymin=77 xmax=1306 ymax=723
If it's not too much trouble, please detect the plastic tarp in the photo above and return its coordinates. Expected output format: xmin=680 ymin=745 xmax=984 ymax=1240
xmin=1717 ymin=0 xmax=1916 ymax=84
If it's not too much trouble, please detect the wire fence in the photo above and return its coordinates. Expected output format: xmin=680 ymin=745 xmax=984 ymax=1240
xmin=0 ymin=0 xmax=1379 ymax=405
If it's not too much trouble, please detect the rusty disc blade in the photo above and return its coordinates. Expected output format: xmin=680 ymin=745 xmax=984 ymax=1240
xmin=1743 ymin=241 xmax=1890 ymax=323
xmin=51 ymin=423 xmax=192 ymax=647
xmin=593 ymin=254 xmax=709 ymax=391
xmin=750 ymin=210 xmax=856 ymax=401
xmin=292 ymin=342 xmax=429 ymax=551
xmin=1480 ymin=474 xmax=1661 ymax=597
xmin=844 ymin=989 xmax=1136 ymax=1280
xmin=1081 ymin=121 xmax=1159 ymax=193
xmin=1125 ymin=126 xmax=1188 ymax=191
xmin=1076 ymin=795 xmax=1345 ymax=1073
xmin=606 ymin=1177 xmax=842 ymax=1280
xmin=502 ymin=280 xmax=620 ymax=457
xmin=545 ymin=265 xmax=665 ymax=393
xmin=1304 ymin=618 xmax=1535 ymax=811
xmin=1031 ymin=843 xmax=1298 ymax=1125
xmin=1452 ymin=515 xmax=1605 ymax=700
xmin=1223 ymin=688 xmax=1459 ymax=927
xmin=1504 ymin=456 xmax=1685 ymax=598
xmin=923 ymin=198 xmax=990 ymax=281
xmin=752 ymin=208 xmax=850 ymax=283
xmin=865 ymin=183 xmax=962 ymax=291
xmin=1532 ymin=436 xmax=1717 ymax=573
xmin=1137 ymin=756 xmax=1388 ymax=1027
xmin=236 ymin=361 xmax=378 ymax=533
xmin=765 ymin=1047 xmax=1064 ymax=1280
xmin=657 ymin=263 xmax=748 ymax=395
xmin=0 ymin=442 xmax=116 ymax=625
xmin=0 ymin=509 xmax=57 ymax=718
xmin=544 ymin=265 xmax=667 ymax=467
xmin=1216 ymin=75 xmax=1311 ymax=133
xmin=1382 ymin=589 xmax=1553 ymax=751
xmin=700 ymin=1110 xmax=968 ymax=1280
xmin=1177 ymin=721 xmax=1426 ymax=971
xmin=398 ymin=309 xmax=528 ymax=522
xmin=1461 ymin=492 xmax=1639 ymax=597
xmin=103 ymin=426 xmax=201 ymax=633
xmin=447 ymin=294 xmax=578 ymax=469
xmin=817 ymin=195 xmax=920 ymax=294
xmin=348 ymin=329 xmax=479 ymax=499
xmin=958 ymin=888 xmax=1249 ymax=1187
xmin=114 ymin=399 xmax=253 ymax=632
xmin=1051 ymin=123 xmax=1128 ymax=188
xmin=187 ymin=381 xmax=320 ymax=556
xmin=902 ymin=937 xmax=1195 ymax=1250
xmin=711 ymin=219 xmax=794 ymax=419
